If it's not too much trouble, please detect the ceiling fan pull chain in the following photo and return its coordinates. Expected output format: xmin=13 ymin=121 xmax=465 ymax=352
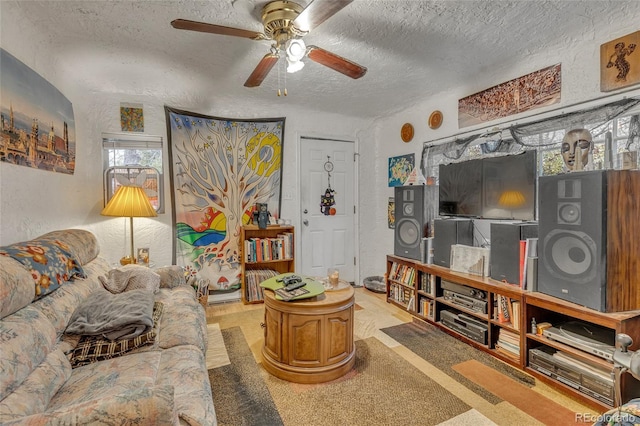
xmin=277 ymin=54 xmax=281 ymax=96
xmin=284 ymin=58 xmax=288 ymax=96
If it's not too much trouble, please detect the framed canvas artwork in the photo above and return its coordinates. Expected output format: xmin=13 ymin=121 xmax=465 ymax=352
xmin=0 ymin=48 xmax=76 ymax=173
xmin=388 ymin=153 xmax=415 ymax=187
xmin=601 ymin=30 xmax=639 ymax=92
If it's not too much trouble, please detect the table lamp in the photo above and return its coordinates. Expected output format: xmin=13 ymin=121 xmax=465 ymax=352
xmin=498 ymin=189 xmax=525 ymax=219
xmin=101 ymin=184 xmax=157 ymax=265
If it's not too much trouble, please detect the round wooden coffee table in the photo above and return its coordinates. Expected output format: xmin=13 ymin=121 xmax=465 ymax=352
xmin=262 ymin=285 xmax=355 ymax=383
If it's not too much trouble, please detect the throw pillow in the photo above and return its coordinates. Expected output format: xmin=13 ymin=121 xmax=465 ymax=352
xmin=0 ymin=239 xmax=86 ymax=300
xmin=155 ymin=265 xmax=186 ymax=289
xmin=69 ymin=302 xmax=163 ymax=368
xmin=99 ymin=264 xmax=160 ymax=294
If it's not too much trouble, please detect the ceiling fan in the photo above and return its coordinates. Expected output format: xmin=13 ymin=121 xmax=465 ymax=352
xmin=171 ymin=0 xmax=367 ymax=88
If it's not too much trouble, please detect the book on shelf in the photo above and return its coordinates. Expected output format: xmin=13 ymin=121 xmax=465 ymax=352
xmin=511 ymin=301 xmax=520 ymax=331
xmin=519 ymin=240 xmax=526 ymax=288
xmin=407 ymin=295 xmax=415 ymax=312
xmin=495 ymin=344 xmax=520 ymax=359
xmin=497 ymin=327 xmax=520 ymax=357
xmin=244 ymin=234 xmax=293 ymax=263
xmin=497 ymin=295 xmax=511 ymax=323
xmin=419 ymin=298 xmax=434 ymax=317
xmin=520 ymin=237 xmax=538 ymax=289
xmin=390 ymin=283 xmax=413 ymax=306
xmin=420 ymin=273 xmax=433 ymax=294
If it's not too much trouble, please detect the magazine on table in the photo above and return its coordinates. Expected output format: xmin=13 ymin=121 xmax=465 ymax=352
xmin=274 ymin=286 xmax=310 ymax=301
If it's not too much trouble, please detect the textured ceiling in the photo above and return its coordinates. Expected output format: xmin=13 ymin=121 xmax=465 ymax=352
xmin=3 ymin=0 xmax=639 ymax=119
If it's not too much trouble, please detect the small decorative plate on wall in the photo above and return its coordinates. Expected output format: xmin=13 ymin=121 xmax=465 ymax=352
xmin=401 ymin=123 xmax=414 ymax=142
xmin=428 ymin=111 xmax=443 ymax=129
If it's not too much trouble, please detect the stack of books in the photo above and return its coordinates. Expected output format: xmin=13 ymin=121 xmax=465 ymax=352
xmin=496 ymin=328 xmax=520 ymax=359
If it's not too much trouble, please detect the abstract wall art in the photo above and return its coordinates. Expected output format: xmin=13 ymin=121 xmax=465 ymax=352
xmin=388 ymin=153 xmax=415 ymax=187
xmin=165 ymin=107 xmax=285 ymax=297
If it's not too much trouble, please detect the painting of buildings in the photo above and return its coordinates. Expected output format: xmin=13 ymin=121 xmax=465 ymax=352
xmin=0 ymin=48 xmax=76 ymax=174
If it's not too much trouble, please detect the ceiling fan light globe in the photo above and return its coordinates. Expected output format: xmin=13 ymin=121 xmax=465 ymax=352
xmin=285 ymin=39 xmax=306 ymax=61
xmin=286 ymin=58 xmax=305 ymax=73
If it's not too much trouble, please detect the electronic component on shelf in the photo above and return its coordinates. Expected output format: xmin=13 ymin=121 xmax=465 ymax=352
xmin=542 ymin=320 xmax=615 ymax=361
xmin=440 ymin=310 xmax=488 ymax=345
xmin=443 ymin=290 xmax=488 ymax=314
xmin=529 ymin=346 xmax=614 ymax=405
xmin=441 ymin=280 xmax=487 ymax=300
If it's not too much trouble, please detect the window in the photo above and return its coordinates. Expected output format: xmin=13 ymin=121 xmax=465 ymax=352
xmin=535 ymin=113 xmax=636 ymax=176
xmin=102 ymin=133 xmax=164 ymax=213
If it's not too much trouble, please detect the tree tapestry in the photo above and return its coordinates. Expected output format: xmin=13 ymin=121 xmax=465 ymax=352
xmin=165 ymin=107 xmax=285 ymax=296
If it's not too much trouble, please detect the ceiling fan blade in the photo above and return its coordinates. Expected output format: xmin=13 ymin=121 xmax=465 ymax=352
xmin=171 ymin=19 xmax=263 ymax=40
xmin=307 ymin=46 xmax=367 ymax=79
xmin=293 ymin=0 xmax=354 ymax=32
xmin=244 ymin=53 xmax=280 ymax=87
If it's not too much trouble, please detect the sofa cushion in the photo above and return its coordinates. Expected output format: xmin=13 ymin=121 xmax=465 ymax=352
xmin=155 ymin=265 xmax=186 ymax=289
xmin=37 ymin=229 xmax=100 ymax=266
xmin=0 ymin=306 xmax=57 ymax=401
xmin=3 ymin=385 xmax=178 ymax=426
xmin=0 ymin=349 xmax=71 ymax=422
xmin=155 ymin=287 xmax=207 ymax=352
xmin=47 ymin=350 xmax=162 ymax=410
xmin=0 ymin=255 xmax=34 ymax=319
xmin=158 ymin=345 xmax=217 ymax=426
xmin=99 ymin=264 xmax=161 ymax=294
xmin=69 ymin=302 xmax=164 ymax=368
xmin=0 ymin=239 xmax=85 ymax=301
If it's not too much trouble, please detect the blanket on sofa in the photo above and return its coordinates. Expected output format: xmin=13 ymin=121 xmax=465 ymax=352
xmin=65 ymin=288 xmax=155 ymax=340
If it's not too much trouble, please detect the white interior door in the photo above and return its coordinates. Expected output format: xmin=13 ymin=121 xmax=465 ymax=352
xmin=300 ymin=138 xmax=355 ymax=282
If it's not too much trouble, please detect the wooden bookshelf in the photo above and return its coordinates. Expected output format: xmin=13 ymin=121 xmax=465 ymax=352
xmin=240 ymin=225 xmax=294 ymax=304
xmin=386 ymin=254 xmax=640 ymax=411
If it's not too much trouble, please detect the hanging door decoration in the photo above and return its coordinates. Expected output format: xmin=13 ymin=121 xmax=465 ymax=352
xmin=165 ymin=107 xmax=285 ymax=295
xmin=320 ymin=156 xmax=336 ymax=215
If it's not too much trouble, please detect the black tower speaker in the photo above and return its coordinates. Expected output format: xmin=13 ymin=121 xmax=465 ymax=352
xmin=394 ymin=186 xmax=437 ymax=261
xmin=538 ymin=170 xmax=640 ymax=312
xmin=490 ymin=222 xmax=538 ymax=285
xmin=433 ymin=218 xmax=473 ymax=267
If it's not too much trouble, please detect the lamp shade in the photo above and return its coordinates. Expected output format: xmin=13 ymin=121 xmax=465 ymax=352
xmin=498 ymin=190 xmax=526 ymax=208
xmin=101 ymin=185 xmax=158 ymax=218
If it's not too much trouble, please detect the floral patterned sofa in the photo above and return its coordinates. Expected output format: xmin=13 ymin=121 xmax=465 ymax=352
xmin=0 ymin=229 xmax=216 ymax=425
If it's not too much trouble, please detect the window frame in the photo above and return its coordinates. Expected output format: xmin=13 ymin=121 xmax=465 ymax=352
xmin=102 ymin=132 xmax=165 ymax=214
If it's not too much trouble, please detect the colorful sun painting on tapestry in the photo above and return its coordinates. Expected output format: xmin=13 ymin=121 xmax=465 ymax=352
xmin=166 ymin=108 xmax=284 ymax=294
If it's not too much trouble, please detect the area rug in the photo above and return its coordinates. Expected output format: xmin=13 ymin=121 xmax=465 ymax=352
xmin=208 ymin=328 xmax=283 ymax=426
xmin=454 ymin=359 xmax=590 ymax=425
xmin=210 ymin=327 xmax=473 ymax=426
xmin=380 ymin=321 xmax=535 ymax=404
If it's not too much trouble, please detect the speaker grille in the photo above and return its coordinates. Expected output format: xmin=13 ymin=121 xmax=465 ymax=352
xmin=397 ymin=218 xmax=421 ymax=247
xmin=394 ymin=186 xmax=438 ymax=261
xmin=542 ymin=229 xmax=596 ymax=282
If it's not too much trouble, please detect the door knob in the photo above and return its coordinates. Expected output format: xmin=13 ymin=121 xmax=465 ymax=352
xmin=303 ymin=220 xmax=309 ymax=226
xmin=303 ymin=209 xmax=308 ymax=214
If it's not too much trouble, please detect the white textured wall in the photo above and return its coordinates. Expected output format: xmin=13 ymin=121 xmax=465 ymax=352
xmin=357 ymin=16 xmax=640 ymax=279
xmin=2 ymin=3 xmax=639 ymax=283
xmin=0 ymin=4 xmax=368 ymax=268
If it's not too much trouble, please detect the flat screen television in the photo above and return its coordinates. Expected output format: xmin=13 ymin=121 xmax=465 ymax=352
xmin=438 ymin=150 xmax=537 ymax=221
